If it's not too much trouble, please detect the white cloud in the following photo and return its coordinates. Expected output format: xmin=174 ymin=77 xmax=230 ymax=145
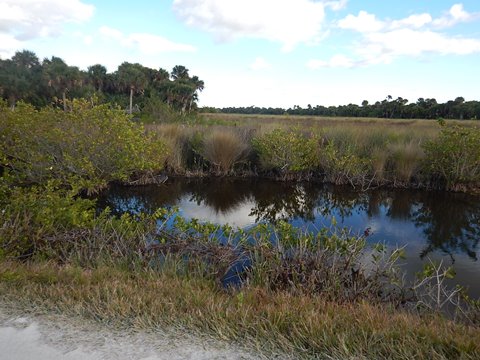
xmin=364 ymin=29 xmax=480 ymax=58
xmin=250 ymin=57 xmax=271 ymax=70
xmin=0 ymin=0 xmax=94 ymax=40
xmin=323 ymin=0 xmax=348 ymax=11
xmin=0 ymin=0 xmax=94 ymax=57
xmin=338 ymin=11 xmax=385 ymax=33
xmin=432 ymin=3 xmax=478 ymax=28
xmin=99 ymin=26 xmax=197 ymax=54
xmin=319 ymin=3 xmax=480 ymax=68
xmin=307 ymin=54 xmax=355 ymax=69
xmin=172 ymin=0 xmax=344 ymax=51
xmin=390 ymin=13 xmax=433 ymax=29
xmin=0 ymin=34 xmax=23 ymax=58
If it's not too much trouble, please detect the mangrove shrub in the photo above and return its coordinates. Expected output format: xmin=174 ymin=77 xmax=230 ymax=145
xmin=0 ymin=99 xmax=167 ymax=191
xmin=252 ymin=128 xmax=320 ymax=173
xmin=423 ymin=124 xmax=480 ymax=189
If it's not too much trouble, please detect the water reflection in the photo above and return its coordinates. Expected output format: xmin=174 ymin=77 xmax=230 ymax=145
xmin=97 ymin=178 xmax=480 ymax=295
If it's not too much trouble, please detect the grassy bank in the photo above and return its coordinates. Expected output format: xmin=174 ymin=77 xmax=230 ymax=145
xmin=1 ymin=260 xmax=479 ymax=359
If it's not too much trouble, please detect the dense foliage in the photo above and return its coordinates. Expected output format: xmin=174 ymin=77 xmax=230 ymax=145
xmin=424 ymin=123 xmax=480 ymax=189
xmin=252 ymin=128 xmax=320 ymax=173
xmin=0 ymin=99 xmax=167 ymax=191
xmin=205 ymin=96 xmax=480 ymax=120
xmin=0 ymin=50 xmax=204 ymax=115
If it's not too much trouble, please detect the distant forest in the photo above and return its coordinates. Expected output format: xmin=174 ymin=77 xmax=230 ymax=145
xmin=203 ymin=96 xmax=480 ymax=120
xmin=0 ymin=50 xmax=204 ymax=114
xmin=2 ymin=50 xmax=479 ymax=120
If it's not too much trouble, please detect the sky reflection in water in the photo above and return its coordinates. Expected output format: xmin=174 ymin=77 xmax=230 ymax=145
xmin=97 ymin=178 xmax=480 ymax=297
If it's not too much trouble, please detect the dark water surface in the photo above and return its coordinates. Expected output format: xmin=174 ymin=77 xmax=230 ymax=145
xmin=97 ymin=178 xmax=480 ymax=297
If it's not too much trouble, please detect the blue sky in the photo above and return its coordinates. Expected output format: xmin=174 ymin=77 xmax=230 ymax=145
xmin=1 ymin=0 xmax=480 ymax=108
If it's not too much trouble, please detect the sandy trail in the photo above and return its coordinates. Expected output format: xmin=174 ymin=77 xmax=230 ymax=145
xmin=0 ymin=307 xmax=263 ymax=360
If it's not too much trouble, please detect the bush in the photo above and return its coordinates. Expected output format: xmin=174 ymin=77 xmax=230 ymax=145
xmin=0 ymin=180 xmax=160 ymax=265
xmin=252 ymin=128 xmax=320 ymax=173
xmin=0 ymin=99 xmax=167 ymax=192
xmin=321 ymin=141 xmax=372 ymax=188
xmin=0 ymin=181 xmax=96 ymax=259
xmin=423 ymin=125 xmax=480 ymax=189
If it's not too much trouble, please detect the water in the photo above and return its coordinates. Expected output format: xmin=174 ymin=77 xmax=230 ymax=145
xmin=97 ymin=177 xmax=480 ymax=297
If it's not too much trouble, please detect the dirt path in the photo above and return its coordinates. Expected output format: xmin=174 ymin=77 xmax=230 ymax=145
xmin=0 ymin=307 xmax=264 ymax=360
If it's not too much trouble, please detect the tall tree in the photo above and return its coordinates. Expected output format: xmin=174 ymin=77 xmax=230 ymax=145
xmin=0 ymin=50 xmax=40 ymax=109
xmin=43 ymin=56 xmax=82 ymax=111
xmin=116 ymin=62 xmax=147 ymax=114
xmin=87 ymin=64 xmax=107 ymax=93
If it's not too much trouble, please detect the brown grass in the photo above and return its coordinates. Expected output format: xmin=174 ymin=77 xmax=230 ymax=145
xmin=200 ymin=129 xmax=251 ymax=174
xmin=388 ymin=140 xmax=425 ymax=184
xmin=1 ymin=260 xmax=479 ymax=359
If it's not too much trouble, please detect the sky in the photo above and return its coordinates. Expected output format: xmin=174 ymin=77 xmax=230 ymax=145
xmin=1 ymin=0 xmax=480 ymax=108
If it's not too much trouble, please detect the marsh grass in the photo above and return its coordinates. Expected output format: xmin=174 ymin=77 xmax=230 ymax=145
xmin=200 ymin=129 xmax=251 ymax=174
xmin=388 ymin=140 xmax=425 ymax=185
xmin=146 ymin=115 xmax=480 ymax=191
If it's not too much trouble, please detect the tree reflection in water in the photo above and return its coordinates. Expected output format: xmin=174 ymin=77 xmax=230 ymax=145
xmin=411 ymin=191 xmax=480 ymax=261
xmin=97 ymin=178 xmax=480 ymax=262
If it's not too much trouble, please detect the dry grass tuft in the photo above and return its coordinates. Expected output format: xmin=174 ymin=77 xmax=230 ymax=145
xmin=388 ymin=140 xmax=425 ymax=184
xmin=200 ymin=129 xmax=250 ymax=174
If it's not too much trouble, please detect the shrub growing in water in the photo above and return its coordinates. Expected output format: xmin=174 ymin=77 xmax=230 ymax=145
xmin=252 ymin=128 xmax=320 ymax=174
xmin=0 ymin=99 xmax=167 ymax=192
xmin=423 ymin=124 xmax=480 ymax=190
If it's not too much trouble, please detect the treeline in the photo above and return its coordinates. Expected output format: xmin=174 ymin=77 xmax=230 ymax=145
xmin=204 ymin=96 xmax=480 ymax=120
xmin=0 ymin=50 xmax=204 ymax=114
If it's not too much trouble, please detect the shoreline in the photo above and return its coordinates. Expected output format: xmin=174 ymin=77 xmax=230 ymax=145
xmin=124 ymin=172 xmax=480 ymax=196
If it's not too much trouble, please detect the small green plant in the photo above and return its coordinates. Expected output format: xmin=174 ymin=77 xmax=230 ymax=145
xmin=321 ymin=141 xmax=372 ymax=189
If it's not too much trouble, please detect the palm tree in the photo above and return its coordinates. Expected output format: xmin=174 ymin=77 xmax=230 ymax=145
xmin=171 ymin=65 xmax=189 ymax=81
xmin=43 ymin=57 xmax=81 ymax=111
xmin=87 ymin=64 xmax=107 ymax=93
xmin=116 ymin=62 xmax=147 ymax=114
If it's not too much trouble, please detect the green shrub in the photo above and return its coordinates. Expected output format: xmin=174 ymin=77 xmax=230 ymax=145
xmin=423 ymin=125 xmax=480 ymax=188
xmin=321 ymin=141 xmax=372 ymax=188
xmin=0 ymin=180 xmax=160 ymax=264
xmin=0 ymin=181 xmax=96 ymax=258
xmin=252 ymin=128 xmax=320 ymax=173
xmin=0 ymin=99 xmax=167 ymax=191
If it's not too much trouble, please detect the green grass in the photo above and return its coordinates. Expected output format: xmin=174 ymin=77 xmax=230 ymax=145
xmin=1 ymin=260 xmax=479 ymax=359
